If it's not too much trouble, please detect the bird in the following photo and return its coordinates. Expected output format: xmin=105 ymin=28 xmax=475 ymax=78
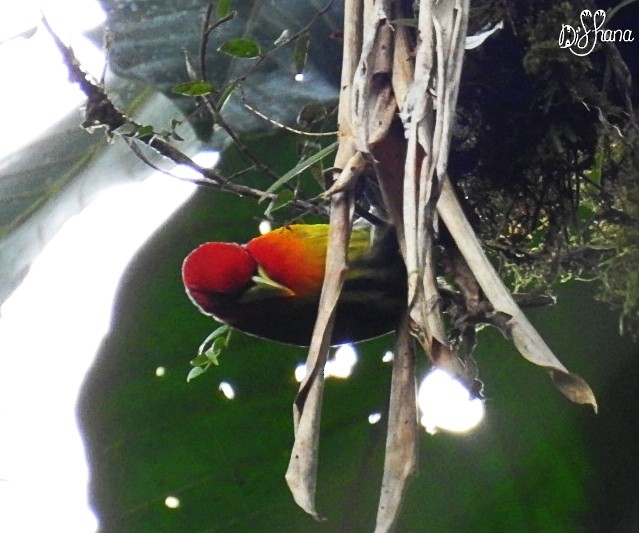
xmin=182 ymin=223 xmax=407 ymax=346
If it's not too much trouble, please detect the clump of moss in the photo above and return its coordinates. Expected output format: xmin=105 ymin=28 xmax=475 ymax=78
xmin=591 ymin=132 xmax=639 ymax=338
xmin=452 ymin=0 xmax=639 ymax=337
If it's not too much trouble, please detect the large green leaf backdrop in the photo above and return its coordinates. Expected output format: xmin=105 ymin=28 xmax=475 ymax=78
xmin=79 ymin=137 xmax=639 ymax=532
xmin=2 ymin=0 xmax=637 ymax=531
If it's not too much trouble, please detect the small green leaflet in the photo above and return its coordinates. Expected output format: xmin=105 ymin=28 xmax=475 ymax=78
xmin=198 ymin=324 xmax=232 ymax=355
xmin=172 ymin=80 xmax=214 ymax=97
xmin=216 ymin=0 xmax=233 ymax=18
xmin=264 ymin=190 xmax=295 ymax=218
xmin=294 ymin=32 xmax=310 ymax=75
xmin=186 ymin=366 xmax=206 ymax=382
xmin=190 ymin=354 xmax=211 ymax=366
xmin=187 ymin=325 xmax=232 ymax=382
xmin=264 ymin=140 xmax=338 ymax=196
xmin=135 ymin=125 xmax=155 ymax=137
xmin=219 ymin=38 xmax=261 ymax=59
xmin=216 ymin=83 xmax=238 ymax=111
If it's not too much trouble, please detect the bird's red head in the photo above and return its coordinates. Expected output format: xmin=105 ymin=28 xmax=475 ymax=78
xmin=182 ymin=242 xmax=257 ymax=313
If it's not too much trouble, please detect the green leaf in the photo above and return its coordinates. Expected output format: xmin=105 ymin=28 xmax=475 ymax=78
xmin=190 ymin=354 xmax=211 ymax=366
xmin=135 ymin=125 xmax=155 ymax=137
xmin=218 ymin=38 xmax=261 ymax=59
xmin=203 ymin=347 xmax=221 ymax=366
xmin=216 ymin=83 xmax=238 ymax=111
xmin=263 ymin=140 xmax=338 ymax=197
xmin=264 ymin=190 xmax=295 ymax=218
xmin=216 ymin=0 xmax=233 ymax=18
xmin=172 ymin=80 xmax=214 ymax=97
xmin=186 ymin=366 xmax=206 ymax=382
xmin=198 ymin=325 xmax=232 ymax=355
xmin=294 ymin=32 xmax=310 ymax=75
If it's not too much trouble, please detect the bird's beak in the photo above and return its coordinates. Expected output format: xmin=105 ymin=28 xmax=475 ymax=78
xmin=242 ymin=265 xmax=295 ymax=301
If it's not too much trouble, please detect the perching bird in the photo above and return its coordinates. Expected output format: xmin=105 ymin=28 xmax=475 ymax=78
xmin=182 ymin=224 xmax=407 ymax=345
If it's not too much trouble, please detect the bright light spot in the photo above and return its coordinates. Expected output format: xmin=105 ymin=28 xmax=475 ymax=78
xmin=193 ymin=150 xmax=220 ymax=168
xmin=295 ymin=73 xmax=305 ymax=82
xmin=368 ymin=412 xmax=382 ymax=425
xmin=43 ymin=0 xmax=107 ymax=34
xmin=0 ymin=6 xmax=37 ymax=42
xmin=155 ymin=366 xmax=166 ymax=377
xmin=417 ymin=369 xmax=484 ymax=434
xmin=172 ymin=164 xmax=204 ymax=181
xmin=259 ymin=220 xmax=272 ymax=235
xmin=1 ymin=3 xmax=197 ymax=532
xmin=325 ymin=344 xmax=358 ymax=379
xmin=164 ymin=495 xmax=181 ymax=509
xmin=0 ymin=1 xmax=108 ymax=160
xmin=171 ymin=151 xmax=220 ymax=181
xmin=294 ymin=344 xmax=359 ymax=382
xmin=219 ymin=381 xmax=236 ymax=400
xmin=0 ymin=173 xmax=195 ymax=533
xmin=382 ymin=350 xmax=394 ymax=363
xmin=294 ymin=363 xmax=307 ymax=383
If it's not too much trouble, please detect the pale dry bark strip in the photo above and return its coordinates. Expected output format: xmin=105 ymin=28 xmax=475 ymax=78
xmin=285 ymin=189 xmax=355 ymax=519
xmin=284 ymin=0 xmax=362 ymax=518
xmin=401 ymin=0 xmax=472 ymax=386
xmin=351 ymin=0 xmax=396 ymax=151
xmin=374 ymin=316 xmax=418 ymax=533
xmin=289 ymin=0 xmax=596 ymax=526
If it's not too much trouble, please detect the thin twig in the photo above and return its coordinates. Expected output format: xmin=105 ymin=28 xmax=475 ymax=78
xmin=43 ymin=15 xmax=329 ymax=218
xmin=127 ymin=136 xmax=327 ymax=214
xmin=199 ymin=5 xmax=237 ymax=81
xmin=226 ymin=0 xmax=337 ymax=88
xmin=243 ymin=102 xmax=338 ymax=137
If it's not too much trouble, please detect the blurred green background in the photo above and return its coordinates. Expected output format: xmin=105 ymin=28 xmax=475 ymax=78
xmin=78 ymin=133 xmax=638 ymax=532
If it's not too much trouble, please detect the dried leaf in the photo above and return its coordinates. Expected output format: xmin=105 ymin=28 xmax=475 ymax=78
xmin=351 ymin=15 xmax=396 ymax=151
xmin=375 ymin=317 xmax=418 ymax=533
xmin=285 ymin=190 xmax=354 ymax=519
xmin=391 ymin=20 xmax=414 ymax=110
xmin=285 ymin=359 xmax=327 ymax=521
xmin=323 ymin=151 xmax=367 ymax=196
xmin=550 ymin=370 xmax=599 ymax=412
xmin=284 ymin=5 xmax=366 ymax=513
xmin=438 ymin=178 xmax=598 ymax=411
